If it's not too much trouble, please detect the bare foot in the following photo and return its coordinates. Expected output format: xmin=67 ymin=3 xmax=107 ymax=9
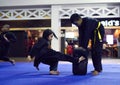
xmin=92 ymin=70 xmax=99 ymax=76
xmin=10 ymin=59 xmax=15 ymax=65
xmin=49 ymin=71 xmax=60 ymax=75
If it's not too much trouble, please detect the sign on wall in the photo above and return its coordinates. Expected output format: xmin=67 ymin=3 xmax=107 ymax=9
xmin=97 ymin=18 xmax=120 ymax=27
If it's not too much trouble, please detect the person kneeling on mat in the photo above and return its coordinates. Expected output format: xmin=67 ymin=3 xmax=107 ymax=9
xmin=72 ymin=47 xmax=88 ymax=75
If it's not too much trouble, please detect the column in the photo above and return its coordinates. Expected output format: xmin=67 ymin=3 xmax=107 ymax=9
xmin=51 ymin=5 xmax=61 ymax=51
xmin=61 ymin=29 xmax=66 ymax=53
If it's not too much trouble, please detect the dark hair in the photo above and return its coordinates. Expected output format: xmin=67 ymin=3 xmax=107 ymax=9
xmin=70 ymin=13 xmax=81 ymax=23
xmin=42 ymin=29 xmax=58 ymax=40
xmin=2 ymin=24 xmax=10 ymax=28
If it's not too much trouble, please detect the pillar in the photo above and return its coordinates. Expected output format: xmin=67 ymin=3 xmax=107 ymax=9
xmin=51 ymin=5 xmax=61 ymax=51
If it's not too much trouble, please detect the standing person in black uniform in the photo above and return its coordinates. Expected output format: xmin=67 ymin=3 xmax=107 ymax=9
xmin=70 ymin=13 xmax=105 ymax=75
xmin=0 ymin=24 xmax=17 ymax=65
xmin=28 ymin=29 xmax=85 ymax=75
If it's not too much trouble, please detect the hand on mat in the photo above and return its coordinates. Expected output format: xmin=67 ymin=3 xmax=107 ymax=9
xmin=27 ymin=55 xmax=32 ymax=62
xmin=78 ymin=56 xmax=85 ymax=63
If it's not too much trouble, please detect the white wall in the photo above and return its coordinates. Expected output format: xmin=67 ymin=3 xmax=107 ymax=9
xmin=0 ymin=0 xmax=120 ymax=7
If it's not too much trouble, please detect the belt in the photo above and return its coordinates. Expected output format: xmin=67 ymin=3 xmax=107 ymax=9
xmin=94 ymin=22 xmax=102 ymax=44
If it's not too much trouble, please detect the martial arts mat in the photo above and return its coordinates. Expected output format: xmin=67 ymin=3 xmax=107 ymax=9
xmin=0 ymin=61 xmax=120 ymax=85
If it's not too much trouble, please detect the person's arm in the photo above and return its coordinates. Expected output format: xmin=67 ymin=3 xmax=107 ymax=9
xmin=3 ymin=34 xmax=10 ymax=42
xmin=28 ymin=38 xmax=47 ymax=57
xmin=5 ymin=32 xmax=17 ymax=43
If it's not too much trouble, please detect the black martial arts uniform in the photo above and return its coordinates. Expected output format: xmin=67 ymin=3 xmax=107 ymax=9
xmin=0 ymin=31 xmax=16 ymax=62
xmin=29 ymin=37 xmax=79 ymax=71
xmin=78 ymin=17 xmax=105 ymax=72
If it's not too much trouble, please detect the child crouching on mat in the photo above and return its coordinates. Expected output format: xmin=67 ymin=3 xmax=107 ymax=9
xmin=27 ymin=29 xmax=85 ymax=75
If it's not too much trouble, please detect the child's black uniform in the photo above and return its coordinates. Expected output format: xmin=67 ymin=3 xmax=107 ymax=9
xmin=0 ymin=31 xmax=16 ymax=62
xmin=29 ymin=37 xmax=79 ymax=71
xmin=29 ymin=29 xmax=80 ymax=71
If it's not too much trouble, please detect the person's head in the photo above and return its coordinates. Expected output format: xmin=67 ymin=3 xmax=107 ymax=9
xmin=42 ymin=29 xmax=58 ymax=41
xmin=1 ymin=24 xmax=10 ymax=32
xmin=70 ymin=13 xmax=82 ymax=27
